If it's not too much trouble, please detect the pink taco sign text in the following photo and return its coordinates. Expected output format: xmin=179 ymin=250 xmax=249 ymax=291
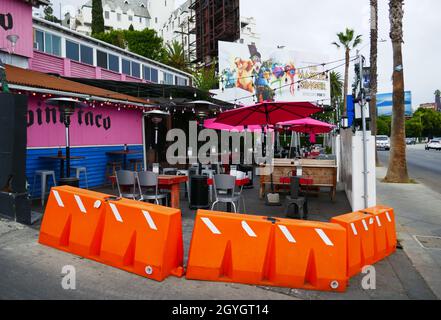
xmin=0 ymin=0 xmax=33 ymax=58
xmin=26 ymin=97 xmax=143 ymax=148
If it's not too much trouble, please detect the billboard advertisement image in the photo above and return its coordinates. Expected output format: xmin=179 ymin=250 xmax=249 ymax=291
xmin=214 ymin=41 xmax=331 ymax=105
xmin=377 ymin=91 xmax=413 ymax=116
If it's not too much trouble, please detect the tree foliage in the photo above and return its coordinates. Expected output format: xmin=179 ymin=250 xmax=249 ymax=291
xmin=91 ymin=0 xmax=105 ymax=35
xmin=164 ymin=41 xmax=190 ymax=73
xmin=193 ymin=61 xmax=219 ymax=98
xmin=332 ymin=28 xmax=362 ymax=116
xmin=43 ymin=1 xmax=60 ymax=23
xmin=94 ymin=29 xmax=168 ymax=62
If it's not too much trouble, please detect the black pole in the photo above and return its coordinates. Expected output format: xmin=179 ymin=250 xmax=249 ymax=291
xmin=64 ymin=115 xmax=71 ymax=178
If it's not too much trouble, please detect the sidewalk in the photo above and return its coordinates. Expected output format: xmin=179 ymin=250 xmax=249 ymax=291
xmin=376 ymin=166 xmax=441 ymax=299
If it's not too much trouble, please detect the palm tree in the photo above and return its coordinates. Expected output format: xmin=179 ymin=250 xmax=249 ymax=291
xmin=330 ymin=71 xmax=343 ymax=123
xmin=165 ymin=40 xmax=190 ymax=73
xmin=385 ymin=0 xmax=409 ymax=183
xmin=435 ymin=89 xmax=441 ymax=111
xmin=370 ymin=0 xmax=380 ymax=166
xmin=332 ymin=28 xmax=362 ymax=117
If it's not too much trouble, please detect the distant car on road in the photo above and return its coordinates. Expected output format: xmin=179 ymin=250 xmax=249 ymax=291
xmin=425 ymin=139 xmax=441 ymax=151
xmin=376 ymin=135 xmax=390 ymax=150
xmin=406 ymin=137 xmax=417 ymax=145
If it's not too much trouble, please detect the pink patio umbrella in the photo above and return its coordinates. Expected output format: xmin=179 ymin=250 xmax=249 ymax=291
xmin=214 ymin=101 xmax=322 ymax=127
xmin=278 ymin=117 xmax=335 ymax=144
xmin=203 ymin=118 xmax=268 ymax=132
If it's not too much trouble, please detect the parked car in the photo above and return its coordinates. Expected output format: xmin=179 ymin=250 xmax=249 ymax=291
xmin=425 ymin=139 xmax=441 ymax=151
xmin=376 ymin=135 xmax=390 ymax=150
xmin=406 ymin=137 xmax=417 ymax=145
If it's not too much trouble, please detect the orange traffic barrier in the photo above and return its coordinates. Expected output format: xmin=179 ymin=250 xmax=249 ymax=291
xmin=331 ymin=212 xmax=376 ymax=277
xmin=186 ymin=210 xmax=348 ymax=292
xmin=361 ymin=206 xmax=397 ymax=262
xmin=39 ymin=186 xmax=184 ymax=281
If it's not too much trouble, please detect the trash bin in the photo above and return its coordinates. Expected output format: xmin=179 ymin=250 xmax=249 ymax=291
xmin=189 ymin=175 xmax=210 ymax=210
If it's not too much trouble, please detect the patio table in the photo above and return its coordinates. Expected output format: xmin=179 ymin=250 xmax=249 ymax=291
xmin=39 ymin=155 xmax=85 ymax=179
xmin=158 ymin=175 xmax=189 ymax=209
xmin=106 ymin=150 xmax=142 ymax=170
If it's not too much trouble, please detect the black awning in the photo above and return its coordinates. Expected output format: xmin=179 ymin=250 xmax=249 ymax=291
xmin=63 ymin=78 xmax=233 ymax=110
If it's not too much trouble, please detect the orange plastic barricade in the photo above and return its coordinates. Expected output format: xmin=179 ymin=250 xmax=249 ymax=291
xmin=331 ymin=212 xmax=376 ymax=277
xmin=39 ymin=186 xmax=184 ymax=281
xmin=361 ymin=206 xmax=397 ymax=263
xmin=186 ymin=210 xmax=348 ymax=292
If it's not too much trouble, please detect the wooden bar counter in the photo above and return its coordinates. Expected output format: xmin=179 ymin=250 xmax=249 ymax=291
xmin=258 ymin=158 xmax=337 ymax=201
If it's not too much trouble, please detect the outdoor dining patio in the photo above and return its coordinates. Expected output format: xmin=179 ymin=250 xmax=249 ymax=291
xmin=27 ymin=99 xmax=342 ymax=223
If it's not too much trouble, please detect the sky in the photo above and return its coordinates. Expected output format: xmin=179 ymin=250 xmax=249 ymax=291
xmin=40 ymin=0 xmax=441 ymax=107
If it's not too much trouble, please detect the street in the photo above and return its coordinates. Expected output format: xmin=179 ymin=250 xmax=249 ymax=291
xmin=378 ymin=144 xmax=441 ymax=194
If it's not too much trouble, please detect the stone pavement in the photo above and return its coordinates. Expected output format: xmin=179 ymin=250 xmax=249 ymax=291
xmin=0 ymin=178 xmax=437 ymax=299
xmin=376 ymin=166 xmax=441 ymax=299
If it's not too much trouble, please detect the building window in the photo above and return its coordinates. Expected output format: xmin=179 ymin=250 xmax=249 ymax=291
xmin=66 ymin=40 xmax=80 ymax=62
xmin=139 ymin=17 xmax=142 ymax=23
xmin=143 ymin=65 xmax=151 ymax=81
xmin=122 ymin=59 xmax=131 ymax=75
xmin=131 ymin=61 xmax=140 ymax=78
xmin=105 ymin=11 xmax=110 ymax=19
xmin=80 ymin=45 xmax=93 ymax=65
xmin=34 ymin=30 xmax=61 ymax=56
xmin=117 ymin=13 xmax=121 ymax=21
xmin=128 ymin=15 xmax=133 ymax=21
xmin=163 ymin=72 xmax=174 ymax=85
xmin=34 ymin=30 xmax=44 ymax=51
xmin=151 ymin=68 xmax=158 ymax=83
xmin=96 ymin=50 xmax=108 ymax=69
xmin=155 ymin=17 xmax=158 ymax=23
xmin=176 ymin=77 xmax=187 ymax=86
xmin=108 ymin=54 xmax=119 ymax=72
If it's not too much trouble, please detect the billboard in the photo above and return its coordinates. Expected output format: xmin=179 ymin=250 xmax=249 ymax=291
xmin=377 ymin=91 xmax=413 ymax=116
xmin=214 ymin=41 xmax=330 ymax=105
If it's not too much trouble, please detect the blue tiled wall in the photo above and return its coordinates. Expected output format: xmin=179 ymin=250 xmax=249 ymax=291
xmin=26 ymin=145 xmax=144 ymax=198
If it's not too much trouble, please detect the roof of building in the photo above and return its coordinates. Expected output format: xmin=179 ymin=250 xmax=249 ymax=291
xmin=83 ymin=0 xmax=151 ymax=19
xmin=22 ymin=0 xmax=50 ymax=7
xmin=5 ymin=64 xmax=152 ymax=107
xmin=65 ymin=77 xmax=234 ymax=109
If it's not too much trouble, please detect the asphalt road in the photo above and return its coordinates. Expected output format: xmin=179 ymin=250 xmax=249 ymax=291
xmin=378 ymin=144 xmax=441 ymax=195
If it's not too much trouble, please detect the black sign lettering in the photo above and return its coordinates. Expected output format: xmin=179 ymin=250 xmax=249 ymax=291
xmin=0 ymin=13 xmax=13 ymax=31
xmin=27 ymin=110 xmax=34 ymax=127
xmin=45 ymin=107 xmax=57 ymax=124
xmin=85 ymin=112 xmax=94 ymax=126
xmin=103 ymin=117 xmax=111 ymax=130
xmin=27 ymin=107 xmax=112 ymax=131
xmin=95 ymin=114 xmax=102 ymax=128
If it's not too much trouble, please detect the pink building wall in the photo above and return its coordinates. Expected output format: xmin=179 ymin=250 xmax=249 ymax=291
xmin=26 ymin=96 xmax=143 ymax=148
xmin=0 ymin=0 xmax=33 ymax=58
